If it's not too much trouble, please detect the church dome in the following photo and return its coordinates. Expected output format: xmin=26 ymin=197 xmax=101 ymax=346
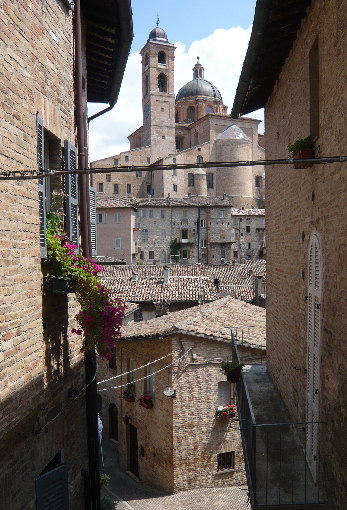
xmin=176 ymin=78 xmax=223 ymax=102
xmin=148 ymin=26 xmax=168 ymax=42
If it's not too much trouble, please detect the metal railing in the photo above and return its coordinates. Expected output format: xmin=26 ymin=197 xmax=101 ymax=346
xmin=231 ymin=334 xmax=326 ymax=507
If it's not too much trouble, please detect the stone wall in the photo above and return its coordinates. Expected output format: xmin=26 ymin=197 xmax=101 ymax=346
xmin=265 ymin=1 xmax=346 ymax=507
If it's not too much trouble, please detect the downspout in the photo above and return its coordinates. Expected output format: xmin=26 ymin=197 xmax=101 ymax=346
xmin=197 ymin=206 xmax=200 ymax=263
xmin=74 ymin=2 xmax=100 ymax=510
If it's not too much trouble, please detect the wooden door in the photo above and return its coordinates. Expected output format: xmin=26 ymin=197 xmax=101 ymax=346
xmin=129 ymin=424 xmax=139 ymax=477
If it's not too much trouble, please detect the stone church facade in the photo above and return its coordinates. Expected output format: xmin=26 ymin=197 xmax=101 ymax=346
xmin=91 ymin=24 xmax=265 ymax=210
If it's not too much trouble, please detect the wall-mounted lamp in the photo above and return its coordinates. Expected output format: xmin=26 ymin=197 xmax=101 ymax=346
xmin=123 ymin=413 xmax=132 ymax=425
xmin=163 ymin=386 xmax=176 ymax=398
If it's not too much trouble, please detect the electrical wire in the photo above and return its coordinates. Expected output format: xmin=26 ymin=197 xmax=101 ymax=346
xmin=34 ymin=361 xmax=98 ymax=434
xmin=98 ymin=348 xmax=192 ymax=392
xmin=97 ymin=349 xmax=182 ymax=385
xmin=0 ymin=155 xmax=346 ymax=180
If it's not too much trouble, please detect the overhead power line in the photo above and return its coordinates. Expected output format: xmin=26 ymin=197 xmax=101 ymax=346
xmin=0 ymin=156 xmax=346 ymax=180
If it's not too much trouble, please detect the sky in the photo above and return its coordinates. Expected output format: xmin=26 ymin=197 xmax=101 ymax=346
xmin=88 ymin=0 xmax=263 ymax=162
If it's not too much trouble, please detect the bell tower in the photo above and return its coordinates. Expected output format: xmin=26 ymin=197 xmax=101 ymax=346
xmin=140 ymin=21 xmax=176 ymax=163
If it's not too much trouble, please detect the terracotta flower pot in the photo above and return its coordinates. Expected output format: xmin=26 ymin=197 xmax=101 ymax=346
xmin=140 ymin=401 xmax=153 ymax=409
xmin=293 ymin=148 xmax=314 ymax=169
xmin=123 ymin=395 xmax=135 ymax=402
xmin=226 ymin=367 xmax=243 ymax=383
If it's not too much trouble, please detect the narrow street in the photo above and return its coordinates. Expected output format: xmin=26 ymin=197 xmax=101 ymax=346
xmin=101 ymin=440 xmax=251 ymax=510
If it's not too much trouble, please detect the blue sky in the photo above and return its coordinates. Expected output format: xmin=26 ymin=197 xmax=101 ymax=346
xmin=88 ymin=0 xmax=262 ymax=161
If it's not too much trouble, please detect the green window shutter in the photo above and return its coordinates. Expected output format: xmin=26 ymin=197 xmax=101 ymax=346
xmin=90 ymin=187 xmax=97 ymax=256
xmin=37 ymin=114 xmax=47 ymax=258
xmin=35 ymin=463 xmax=69 ymax=509
xmin=64 ymin=141 xmax=79 ymax=251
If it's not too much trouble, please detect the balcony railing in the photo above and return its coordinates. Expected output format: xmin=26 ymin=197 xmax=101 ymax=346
xmin=232 ymin=334 xmax=326 ymax=508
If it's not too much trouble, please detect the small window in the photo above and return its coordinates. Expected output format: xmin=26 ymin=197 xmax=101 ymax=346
xmin=128 ymin=359 xmax=136 ymax=384
xmin=201 ymin=239 xmax=206 ymax=248
xmin=134 ymin=309 xmax=143 ymax=322
xmin=139 ymin=251 xmax=144 ymax=260
xmin=125 ymin=155 xmax=129 ymax=163
xmin=127 ymin=184 xmax=131 ymax=194
xmin=188 ymin=173 xmax=194 ymax=187
xmin=97 ymin=213 xmax=107 ymax=224
xmin=161 ymin=210 xmax=166 ymax=219
xmin=106 ymin=174 xmax=111 ymax=182
xmin=158 ymin=51 xmax=166 ymax=65
xmin=182 ymin=249 xmax=188 ymax=259
xmin=197 ymin=155 xmax=203 ymax=164
xmin=141 ymin=229 xmax=148 ymax=242
xmin=147 ymin=157 xmax=151 ymax=164
xmin=114 ymin=158 xmax=118 ymax=166
xmin=207 ymin=173 xmax=214 ymax=189
xmin=144 ymin=54 xmax=149 ymax=68
xmin=248 ymin=242 xmax=251 ymax=249
xmin=115 ymin=213 xmax=120 ymax=224
xmin=161 ymin=229 xmax=166 ymax=239
xmin=149 ymin=251 xmax=154 ymax=259
xmin=206 ymin=105 xmax=213 ymax=115
xmin=149 ymin=209 xmax=153 ymax=218
xmin=220 ymin=209 xmax=225 ymax=218
xmin=136 ymin=170 xmax=142 ymax=178
xmin=147 ymin=185 xmax=151 ymax=195
xmin=182 ymin=229 xmax=188 ymax=240
xmin=172 ymin=168 xmax=177 ymax=176
xmin=246 ymin=225 xmax=250 ymax=233
xmin=158 ymin=73 xmax=167 ymax=92
xmin=187 ymin=106 xmax=195 ymax=123
xmin=162 ymin=135 xmax=166 ymax=139
xmin=233 ymin=251 xmax=238 ymax=258
xmin=176 ymin=138 xmax=182 ymax=150
xmin=115 ymin=238 xmax=121 ymax=249
xmin=217 ymin=452 xmax=235 ymax=471
xmin=201 ymin=219 xmax=206 ymax=227
xmin=98 ymin=183 xmax=104 ymax=193
xmin=146 ymin=364 xmax=155 ymax=395
xmin=113 ymin=183 xmax=119 ymax=194
xmin=173 ymin=157 xmax=176 ymax=163
xmin=173 ymin=184 xmax=177 ymax=192
xmin=255 ymin=176 xmax=261 ymax=187
xmin=161 ymin=107 xmax=164 ymax=112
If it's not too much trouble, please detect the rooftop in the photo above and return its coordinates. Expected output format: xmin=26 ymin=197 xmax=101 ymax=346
xmin=120 ymin=295 xmax=266 ymax=349
xmin=102 ymin=261 xmax=266 ymax=305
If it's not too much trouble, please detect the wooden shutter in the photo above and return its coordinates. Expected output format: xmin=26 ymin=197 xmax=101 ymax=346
xmin=35 ymin=463 xmax=69 ymax=510
xmin=37 ymin=114 xmax=47 ymax=258
xmin=306 ymin=233 xmax=322 ymax=482
xmin=90 ymin=187 xmax=97 ymax=257
xmin=64 ymin=141 xmax=79 ymax=251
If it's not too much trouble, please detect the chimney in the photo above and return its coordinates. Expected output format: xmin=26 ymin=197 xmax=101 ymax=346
xmin=223 ymin=193 xmax=226 ymax=200
xmin=163 ymin=266 xmax=170 ymax=284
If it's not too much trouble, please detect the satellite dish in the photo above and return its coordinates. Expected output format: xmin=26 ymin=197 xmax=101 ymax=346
xmin=163 ymin=386 xmax=176 ymax=398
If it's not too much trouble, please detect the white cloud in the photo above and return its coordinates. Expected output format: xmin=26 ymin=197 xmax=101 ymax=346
xmin=88 ymin=25 xmax=264 ymax=161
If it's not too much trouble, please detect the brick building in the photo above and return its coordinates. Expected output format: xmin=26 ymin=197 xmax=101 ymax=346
xmin=232 ymin=0 xmax=346 ymax=508
xmin=96 ymin=195 xmax=265 ymax=265
xmin=91 ymin=25 xmax=265 ymax=210
xmin=0 ymin=1 xmax=132 ymax=508
xmin=97 ymin=296 xmax=266 ymax=494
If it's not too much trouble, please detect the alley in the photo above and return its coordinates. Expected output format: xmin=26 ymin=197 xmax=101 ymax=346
xmin=101 ymin=440 xmax=251 ymax=510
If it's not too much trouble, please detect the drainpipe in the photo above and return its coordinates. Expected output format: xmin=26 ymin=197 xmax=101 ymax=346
xmin=197 ymin=206 xmax=200 ymax=263
xmin=206 ymin=205 xmax=211 ymax=264
xmin=74 ymin=2 xmax=100 ymax=509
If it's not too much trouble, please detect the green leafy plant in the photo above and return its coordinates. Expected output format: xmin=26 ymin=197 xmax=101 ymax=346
xmin=44 ymin=212 xmax=125 ymax=359
xmin=170 ymin=238 xmax=180 ymax=262
xmin=287 ymin=136 xmax=313 ymax=155
xmin=216 ymin=403 xmax=237 ymax=418
xmin=220 ymin=360 xmax=244 ymax=374
xmin=100 ymin=472 xmax=110 ymax=486
xmin=123 ymin=383 xmax=136 ymax=399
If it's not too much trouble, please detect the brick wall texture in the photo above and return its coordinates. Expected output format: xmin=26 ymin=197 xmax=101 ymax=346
xmin=0 ymin=1 xmax=88 ymax=508
xmin=264 ymin=1 xmax=347 ymax=508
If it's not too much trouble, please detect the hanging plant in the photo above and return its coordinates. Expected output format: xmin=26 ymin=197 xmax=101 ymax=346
xmin=44 ymin=212 xmax=125 ymax=359
xmin=216 ymin=404 xmax=237 ymax=418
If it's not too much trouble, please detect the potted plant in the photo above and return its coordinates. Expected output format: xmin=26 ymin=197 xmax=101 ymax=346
xmin=287 ymin=136 xmax=314 ymax=169
xmin=216 ymin=403 xmax=237 ymax=419
xmin=139 ymin=394 xmax=154 ymax=409
xmin=123 ymin=383 xmax=136 ymax=402
xmin=220 ymin=360 xmax=244 ymax=383
xmin=100 ymin=472 xmax=110 ymax=489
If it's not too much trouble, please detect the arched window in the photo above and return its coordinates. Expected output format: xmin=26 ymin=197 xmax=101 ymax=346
xmin=158 ymin=51 xmax=166 ymax=65
xmin=144 ymin=75 xmax=148 ymax=96
xmin=158 ymin=74 xmax=167 ymax=92
xmin=206 ymin=105 xmax=213 ymax=114
xmin=197 ymin=155 xmax=203 ymax=164
xmin=187 ymin=106 xmax=195 ymax=122
xmin=306 ymin=232 xmax=322 ymax=483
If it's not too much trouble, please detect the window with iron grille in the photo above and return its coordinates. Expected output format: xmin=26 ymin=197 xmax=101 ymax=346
xmin=217 ymin=451 xmax=235 ymax=471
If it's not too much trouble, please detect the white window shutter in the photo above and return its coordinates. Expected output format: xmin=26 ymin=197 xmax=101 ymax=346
xmin=64 ymin=141 xmax=79 ymax=251
xmin=90 ymin=187 xmax=97 ymax=257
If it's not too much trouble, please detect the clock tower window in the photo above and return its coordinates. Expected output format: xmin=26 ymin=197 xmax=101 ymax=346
xmin=158 ymin=74 xmax=167 ymax=93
